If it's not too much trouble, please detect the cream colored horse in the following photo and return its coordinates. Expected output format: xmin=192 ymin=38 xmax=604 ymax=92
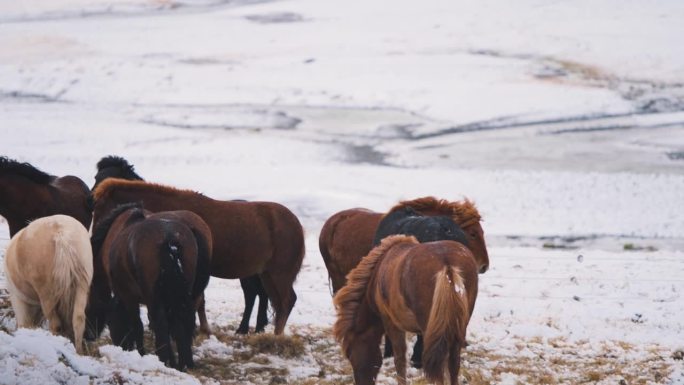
xmin=4 ymin=214 xmax=93 ymax=353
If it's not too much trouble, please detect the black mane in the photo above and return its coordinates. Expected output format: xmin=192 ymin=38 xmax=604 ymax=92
xmin=374 ymin=207 xmax=469 ymax=247
xmin=96 ymin=155 xmax=143 ymax=180
xmin=0 ymin=156 xmax=54 ymax=184
xmin=91 ymin=202 xmax=145 ymax=258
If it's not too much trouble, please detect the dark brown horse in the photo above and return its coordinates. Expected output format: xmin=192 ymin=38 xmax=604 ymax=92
xmin=334 ymin=235 xmax=478 ymax=385
xmin=0 ymin=156 xmax=91 ymax=236
xmin=88 ymin=202 xmax=211 ymax=370
xmin=92 ymin=178 xmax=305 ymax=335
xmin=91 ymin=155 xmax=268 ymax=335
xmin=320 ymin=197 xmax=489 ymax=294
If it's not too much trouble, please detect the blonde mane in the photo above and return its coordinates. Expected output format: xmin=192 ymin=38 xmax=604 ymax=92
xmin=332 ymin=234 xmax=418 ymax=355
xmin=93 ymin=178 xmax=202 ymax=202
xmin=391 ymin=196 xmax=482 ymax=228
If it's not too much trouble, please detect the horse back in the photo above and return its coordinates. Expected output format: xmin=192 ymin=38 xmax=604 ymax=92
xmin=320 ymin=208 xmax=383 ymax=292
xmin=96 ymin=187 xmax=303 ymax=278
xmin=109 ymin=218 xmax=199 ymax=304
xmin=5 ymin=215 xmax=92 ymax=305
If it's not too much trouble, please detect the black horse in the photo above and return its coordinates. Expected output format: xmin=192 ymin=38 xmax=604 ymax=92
xmin=92 ymin=155 xmax=269 ymax=335
xmin=373 ymin=205 xmax=469 ymax=368
xmin=373 ymin=206 xmax=469 ymax=247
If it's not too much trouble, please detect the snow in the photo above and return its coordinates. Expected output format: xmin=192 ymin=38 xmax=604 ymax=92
xmin=1 ymin=0 xmax=683 ymax=384
xmin=0 ymin=329 xmax=199 ymax=385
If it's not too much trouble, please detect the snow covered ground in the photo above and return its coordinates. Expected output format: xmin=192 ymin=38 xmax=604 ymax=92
xmin=1 ymin=0 xmax=683 ymax=384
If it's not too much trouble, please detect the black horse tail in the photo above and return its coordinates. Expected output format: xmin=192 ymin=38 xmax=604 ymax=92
xmin=157 ymin=236 xmax=196 ymax=370
xmin=189 ymin=228 xmax=211 ymax=301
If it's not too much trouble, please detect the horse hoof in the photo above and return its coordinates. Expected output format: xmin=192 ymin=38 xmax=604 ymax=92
xmin=411 ymin=360 xmax=422 ymax=369
xmin=235 ymin=327 xmax=249 ymax=335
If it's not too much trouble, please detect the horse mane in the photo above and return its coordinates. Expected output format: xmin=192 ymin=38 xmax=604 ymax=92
xmin=96 ymin=155 xmax=143 ymax=180
xmin=392 ymin=196 xmax=482 ymax=228
xmin=333 ymin=234 xmax=419 ymax=354
xmin=0 ymin=156 xmax=54 ymax=184
xmin=93 ymin=178 xmax=203 ymax=203
xmin=91 ymin=202 xmax=145 ymax=258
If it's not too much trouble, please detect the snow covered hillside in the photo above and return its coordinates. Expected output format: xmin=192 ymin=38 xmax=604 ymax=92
xmin=0 ymin=0 xmax=683 ymax=384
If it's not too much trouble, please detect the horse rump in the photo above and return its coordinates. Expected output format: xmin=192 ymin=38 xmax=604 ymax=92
xmin=153 ymin=234 xmax=198 ymax=370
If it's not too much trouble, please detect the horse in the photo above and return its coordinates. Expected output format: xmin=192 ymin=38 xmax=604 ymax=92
xmin=87 ymin=202 xmax=211 ymax=370
xmin=319 ymin=197 xmax=489 ymax=295
xmin=91 ymin=178 xmax=305 ymax=335
xmin=373 ymin=206 xmax=469 ymax=247
xmin=4 ymin=215 xmax=93 ymax=354
xmin=333 ymin=235 xmax=478 ymax=385
xmin=0 ymin=156 xmax=92 ymax=237
xmin=92 ymin=156 xmax=268 ymax=335
xmin=372 ymin=205 xmax=470 ymax=366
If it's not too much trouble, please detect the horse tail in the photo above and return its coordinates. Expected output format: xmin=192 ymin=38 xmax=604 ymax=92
xmin=189 ymin=227 xmax=211 ymax=301
xmin=422 ymin=266 xmax=469 ymax=383
xmin=51 ymin=221 xmax=93 ymax=349
xmin=156 ymin=233 xmax=195 ymax=369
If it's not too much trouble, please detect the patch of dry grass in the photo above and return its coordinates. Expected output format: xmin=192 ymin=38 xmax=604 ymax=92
xmin=6 ymin=309 xmax=677 ymax=385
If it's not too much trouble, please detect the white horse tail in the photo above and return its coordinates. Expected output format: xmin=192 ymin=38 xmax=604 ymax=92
xmin=50 ymin=217 xmax=93 ymax=352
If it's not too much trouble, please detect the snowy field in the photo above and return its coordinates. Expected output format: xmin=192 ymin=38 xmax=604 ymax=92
xmin=1 ymin=0 xmax=684 ymax=384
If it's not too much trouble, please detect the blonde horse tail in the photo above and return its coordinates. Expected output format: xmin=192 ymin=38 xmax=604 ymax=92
xmin=423 ymin=266 xmax=469 ymax=383
xmin=51 ymin=223 xmax=93 ymax=352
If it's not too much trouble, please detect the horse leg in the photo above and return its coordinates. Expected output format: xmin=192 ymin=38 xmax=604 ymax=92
xmin=195 ymin=294 xmax=211 ymax=335
xmin=348 ymin=324 xmax=384 ymax=385
xmin=259 ymin=272 xmax=296 ymax=335
xmin=385 ymin=325 xmax=408 ymax=385
xmin=255 ymin=280 xmax=269 ymax=333
xmin=40 ymin=297 xmax=64 ymax=338
xmin=172 ymin=309 xmax=195 ymax=371
xmin=149 ymin=301 xmax=174 ymax=368
xmin=447 ymin=340 xmax=463 ymax=385
xmin=108 ymin=297 xmax=133 ymax=350
xmin=410 ymin=334 xmax=424 ymax=369
xmin=236 ymin=277 xmax=258 ymax=334
xmin=383 ymin=337 xmax=394 ymax=358
xmin=71 ymin=288 xmax=89 ymax=354
xmin=10 ymin=293 xmax=42 ymax=328
xmin=131 ymin=307 xmax=144 ymax=356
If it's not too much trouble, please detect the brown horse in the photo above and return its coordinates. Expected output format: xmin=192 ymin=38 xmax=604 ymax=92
xmin=87 ymin=202 xmax=211 ymax=370
xmin=334 ymin=235 xmax=478 ymax=385
xmin=91 ymin=155 xmax=267 ymax=335
xmin=320 ymin=197 xmax=488 ymax=294
xmin=0 ymin=156 xmax=91 ymax=236
xmin=92 ymin=178 xmax=305 ymax=335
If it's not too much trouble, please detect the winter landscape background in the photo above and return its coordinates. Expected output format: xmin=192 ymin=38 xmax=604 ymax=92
xmin=0 ymin=0 xmax=683 ymax=384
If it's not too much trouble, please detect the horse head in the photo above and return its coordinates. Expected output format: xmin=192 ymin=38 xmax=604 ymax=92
xmin=92 ymin=155 xmax=143 ymax=191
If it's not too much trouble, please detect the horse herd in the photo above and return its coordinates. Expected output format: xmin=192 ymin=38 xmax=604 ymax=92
xmin=0 ymin=155 xmax=490 ymax=385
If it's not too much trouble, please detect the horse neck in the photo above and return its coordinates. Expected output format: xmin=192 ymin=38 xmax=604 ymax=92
xmin=0 ymin=175 xmax=53 ymax=231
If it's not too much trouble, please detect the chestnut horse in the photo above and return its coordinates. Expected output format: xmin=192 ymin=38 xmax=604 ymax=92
xmin=88 ymin=202 xmax=211 ymax=370
xmin=4 ymin=215 xmax=93 ymax=354
xmin=0 ymin=156 xmax=91 ymax=236
xmin=92 ymin=178 xmax=305 ymax=335
xmin=334 ymin=235 xmax=478 ymax=385
xmin=372 ymin=205 xmax=470 ymax=365
xmin=320 ymin=197 xmax=488 ymax=294
xmin=91 ymin=155 xmax=267 ymax=335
